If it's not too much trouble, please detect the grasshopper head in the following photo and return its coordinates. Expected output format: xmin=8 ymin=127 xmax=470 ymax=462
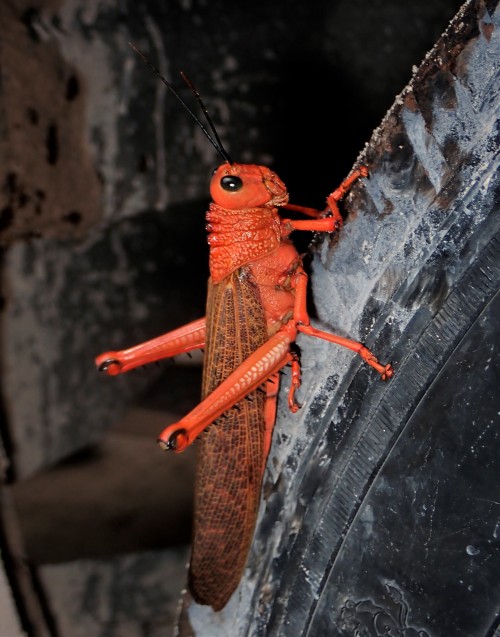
xmin=210 ymin=163 xmax=289 ymax=209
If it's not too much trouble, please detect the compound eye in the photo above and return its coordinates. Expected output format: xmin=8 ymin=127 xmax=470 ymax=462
xmin=220 ymin=175 xmax=243 ymax=192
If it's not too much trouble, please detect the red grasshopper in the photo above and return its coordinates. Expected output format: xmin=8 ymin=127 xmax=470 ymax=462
xmin=96 ymin=48 xmax=393 ymax=611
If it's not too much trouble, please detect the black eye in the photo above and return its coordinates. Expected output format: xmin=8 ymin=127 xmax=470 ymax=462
xmin=220 ymin=175 xmax=243 ymax=191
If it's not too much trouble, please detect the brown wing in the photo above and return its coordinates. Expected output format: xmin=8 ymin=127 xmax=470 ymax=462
xmin=188 ymin=266 xmax=268 ymax=611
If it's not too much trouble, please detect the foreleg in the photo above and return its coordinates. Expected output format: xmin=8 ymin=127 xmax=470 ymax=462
xmin=281 ymin=166 xmax=368 ymax=234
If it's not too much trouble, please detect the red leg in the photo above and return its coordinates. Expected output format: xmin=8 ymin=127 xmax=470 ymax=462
xmin=95 ymin=317 xmax=206 ymax=375
xmin=287 ymin=350 xmax=302 ymax=413
xmin=263 ymin=374 xmax=280 ymax=461
xmin=262 ymin=352 xmax=301 ymax=462
xmin=292 ymin=267 xmax=393 ymax=380
xmin=157 ymin=325 xmax=298 ymax=452
xmin=324 ymin=165 xmax=368 ymax=229
xmin=282 ymin=203 xmax=324 ymax=219
xmin=280 ymin=166 xmax=368 ymax=235
xmin=327 ymin=166 xmax=368 ymax=207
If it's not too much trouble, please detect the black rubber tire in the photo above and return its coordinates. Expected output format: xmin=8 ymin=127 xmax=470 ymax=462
xmin=177 ymin=2 xmax=500 ymax=635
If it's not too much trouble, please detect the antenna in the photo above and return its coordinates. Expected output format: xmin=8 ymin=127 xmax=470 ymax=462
xmin=129 ymin=42 xmax=233 ymax=164
xmin=179 ymin=71 xmax=228 ymax=162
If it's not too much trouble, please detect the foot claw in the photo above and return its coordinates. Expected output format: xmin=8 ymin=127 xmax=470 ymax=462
xmin=97 ymin=358 xmax=122 ymax=375
xmin=380 ymin=364 xmax=394 ymax=381
xmin=158 ymin=428 xmax=188 ymax=453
